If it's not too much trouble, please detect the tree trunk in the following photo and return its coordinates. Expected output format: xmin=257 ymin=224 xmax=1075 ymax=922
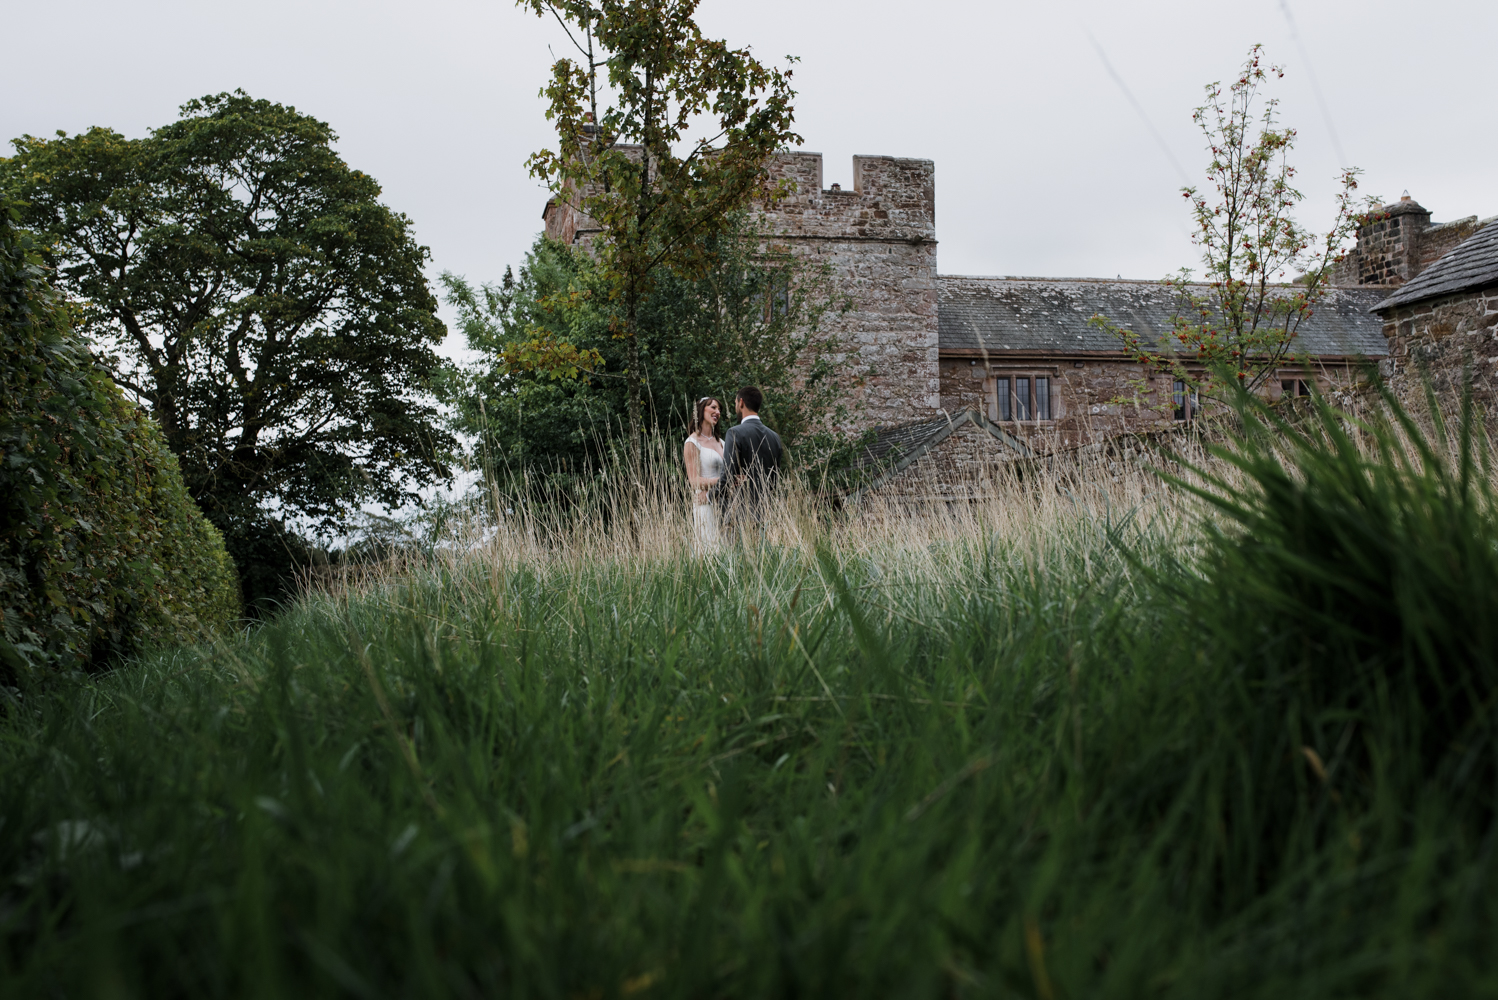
xmin=623 ymin=292 xmax=644 ymax=471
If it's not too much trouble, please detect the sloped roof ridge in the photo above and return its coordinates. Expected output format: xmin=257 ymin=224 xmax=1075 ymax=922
xmin=940 ymin=274 xmax=1176 ymax=284
xmin=940 ymin=274 xmax=1382 ymax=290
xmin=938 ymin=276 xmax=1388 ymax=357
xmin=849 ymin=410 xmax=1032 ymax=500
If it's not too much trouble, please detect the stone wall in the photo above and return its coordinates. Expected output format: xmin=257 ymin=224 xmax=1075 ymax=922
xmin=756 ymin=153 xmax=941 ymax=432
xmin=1332 ymin=195 xmax=1492 ymax=289
xmin=1380 ymin=284 xmax=1498 ymax=417
xmin=1417 ymin=218 xmax=1485 ymax=272
xmin=865 ymin=420 xmax=1018 ymax=502
xmin=541 ymin=140 xmax=646 ymax=248
xmin=937 ymin=357 xmax=1224 ymax=452
xmin=938 ymin=357 xmax=1172 ymax=448
xmin=936 ymin=356 xmax=1366 ymax=453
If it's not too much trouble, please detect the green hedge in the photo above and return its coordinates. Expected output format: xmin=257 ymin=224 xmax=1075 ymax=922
xmin=0 ymin=204 xmax=239 ymax=683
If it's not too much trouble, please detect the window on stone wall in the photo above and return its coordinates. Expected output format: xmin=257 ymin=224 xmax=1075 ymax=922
xmin=1281 ymin=378 xmax=1311 ymax=398
xmin=1173 ymin=380 xmax=1202 ymax=422
xmin=993 ymin=375 xmax=1053 ymax=422
xmin=764 ymin=273 xmax=790 ymax=323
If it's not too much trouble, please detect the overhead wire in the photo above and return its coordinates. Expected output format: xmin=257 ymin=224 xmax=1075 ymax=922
xmin=1083 ymin=29 xmax=1193 ymax=189
xmin=1278 ymin=0 xmax=1350 ymax=168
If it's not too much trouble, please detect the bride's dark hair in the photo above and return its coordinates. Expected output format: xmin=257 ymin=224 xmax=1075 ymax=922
xmin=692 ymin=397 xmax=722 ymax=439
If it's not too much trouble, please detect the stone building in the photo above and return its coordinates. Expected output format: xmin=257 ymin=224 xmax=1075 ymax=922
xmin=542 ymin=148 xmax=1485 ymax=499
xmin=932 ymin=277 xmax=1383 ymax=443
xmin=851 ymin=275 xmax=1385 ymax=500
xmin=1369 ymin=215 xmax=1498 ymax=414
xmin=750 ymin=152 xmax=1389 ymax=498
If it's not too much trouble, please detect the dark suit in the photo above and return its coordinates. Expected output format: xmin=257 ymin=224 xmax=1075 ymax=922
xmin=718 ymin=415 xmax=782 ymax=527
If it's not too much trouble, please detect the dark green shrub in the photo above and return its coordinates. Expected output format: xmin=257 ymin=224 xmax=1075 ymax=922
xmin=213 ymin=511 xmax=316 ymax=617
xmin=1178 ymin=381 xmax=1498 ymax=828
xmin=0 ymin=203 xmax=239 ymax=683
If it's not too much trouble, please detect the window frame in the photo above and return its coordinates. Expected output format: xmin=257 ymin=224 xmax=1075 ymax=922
xmin=763 ymin=272 xmax=791 ymax=324
xmin=990 ymin=372 xmax=1055 ymax=423
xmin=1279 ymin=377 xmax=1312 ymax=399
xmin=1172 ymin=379 xmax=1202 ymax=422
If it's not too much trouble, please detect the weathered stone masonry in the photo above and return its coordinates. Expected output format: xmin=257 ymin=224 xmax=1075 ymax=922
xmin=1366 ymin=215 xmax=1498 ymax=415
xmin=934 ymin=276 xmax=1386 ymax=448
xmin=1380 ymin=288 xmax=1498 ymax=411
xmin=757 ymin=153 xmax=941 ymax=431
xmin=1335 ymin=195 xmax=1492 ymax=288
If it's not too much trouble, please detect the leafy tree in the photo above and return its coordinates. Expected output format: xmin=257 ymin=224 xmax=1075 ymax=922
xmin=518 ymin=0 xmax=801 ymax=438
xmin=441 ymin=219 xmax=853 ymax=488
xmin=0 ymin=202 xmax=239 ymax=682
xmin=1 ymin=92 xmax=454 ymax=603
xmin=1092 ymin=46 xmax=1375 ymax=396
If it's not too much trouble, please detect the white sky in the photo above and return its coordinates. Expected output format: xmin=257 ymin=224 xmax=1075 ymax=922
xmin=5 ymin=0 xmax=1494 ymax=360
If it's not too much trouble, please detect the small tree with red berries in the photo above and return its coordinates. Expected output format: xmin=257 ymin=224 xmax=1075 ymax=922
xmin=1092 ymin=46 xmax=1377 ymax=401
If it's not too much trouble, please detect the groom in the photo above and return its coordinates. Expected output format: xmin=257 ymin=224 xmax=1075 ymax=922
xmin=717 ymin=386 xmax=783 ymax=540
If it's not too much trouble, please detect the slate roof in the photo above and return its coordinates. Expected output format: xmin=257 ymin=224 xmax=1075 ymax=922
xmin=849 ymin=409 xmax=1030 ymax=500
xmin=1374 ymin=221 xmax=1498 ymax=311
xmin=939 ymin=277 xmax=1388 ymax=358
xmin=855 ymin=412 xmax=955 ymax=469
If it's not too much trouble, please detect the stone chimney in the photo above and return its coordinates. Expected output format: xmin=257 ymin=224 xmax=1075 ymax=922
xmin=1342 ymin=191 xmax=1433 ymax=287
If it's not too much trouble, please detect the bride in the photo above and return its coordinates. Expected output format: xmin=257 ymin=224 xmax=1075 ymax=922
xmin=683 ymin=396 xmax=725 ymax=553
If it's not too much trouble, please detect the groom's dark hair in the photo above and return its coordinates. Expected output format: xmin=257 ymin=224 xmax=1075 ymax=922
xmin=736 ymin=386 xmax=763 ymax=412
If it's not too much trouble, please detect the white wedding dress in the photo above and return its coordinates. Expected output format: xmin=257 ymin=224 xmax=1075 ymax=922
xmin=688 ymin=435 xmax=724 ymax=553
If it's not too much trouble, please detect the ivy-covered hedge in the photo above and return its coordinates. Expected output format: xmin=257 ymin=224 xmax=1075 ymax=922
xmin=0 ymin=204 xmax=240 ymax=684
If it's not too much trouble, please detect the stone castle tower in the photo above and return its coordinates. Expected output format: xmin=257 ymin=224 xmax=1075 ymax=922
xmin=543 ymin=149 xmax=943 ymax=431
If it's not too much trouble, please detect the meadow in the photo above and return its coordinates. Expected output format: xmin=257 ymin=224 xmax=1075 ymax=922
xmin=2 ymin=394 xmax=1496 ymax=998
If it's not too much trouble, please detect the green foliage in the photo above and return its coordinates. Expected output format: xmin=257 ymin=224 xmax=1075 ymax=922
xmin=1172 ymin=379 xmax=1498 ymax=815
xmin=2 ymin=390 xmax=1497 ymax=995
xmin=1091 ymin=46 xmax=1375 ymax=393
xmin=519 ymin=0 xmax=801 ymax=432
xmin=212 ymin=511 xmax=318 ymax=618
xmin=441 ymin=223 xmax=855 ymax=485
xmin=0 ymin=204 xmax=239 ymax=683
xmin=0 ymin=91 xmax=456 ymax=552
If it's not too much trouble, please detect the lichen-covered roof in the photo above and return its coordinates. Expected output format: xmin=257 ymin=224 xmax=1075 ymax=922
xmin=1374 ymin=221 xmax=1498 ymax=311
xmin=848 ymin=410 xmax=1030 ymax=499
xmin=855 ymin=413 xmax=954 ymax=469
xmin=939 ymin=277 xmax=1388 ymax=357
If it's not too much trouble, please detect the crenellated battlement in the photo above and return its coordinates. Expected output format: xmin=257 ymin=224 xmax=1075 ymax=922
xmin=762 ymin=153 xmax=936 ymax=243
xmin=543 ymin=149 xmax=938 ymax=248
xmin=540 ymin=139 xmax=645 ymax=247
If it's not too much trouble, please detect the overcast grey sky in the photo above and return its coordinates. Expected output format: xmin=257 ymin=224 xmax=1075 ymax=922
xmin=5 ymin=0 xmax=1493 ymax=353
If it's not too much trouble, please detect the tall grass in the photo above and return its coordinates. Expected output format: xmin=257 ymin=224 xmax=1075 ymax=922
xmin=2 ymin=392 xmax=1496 ymax=997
